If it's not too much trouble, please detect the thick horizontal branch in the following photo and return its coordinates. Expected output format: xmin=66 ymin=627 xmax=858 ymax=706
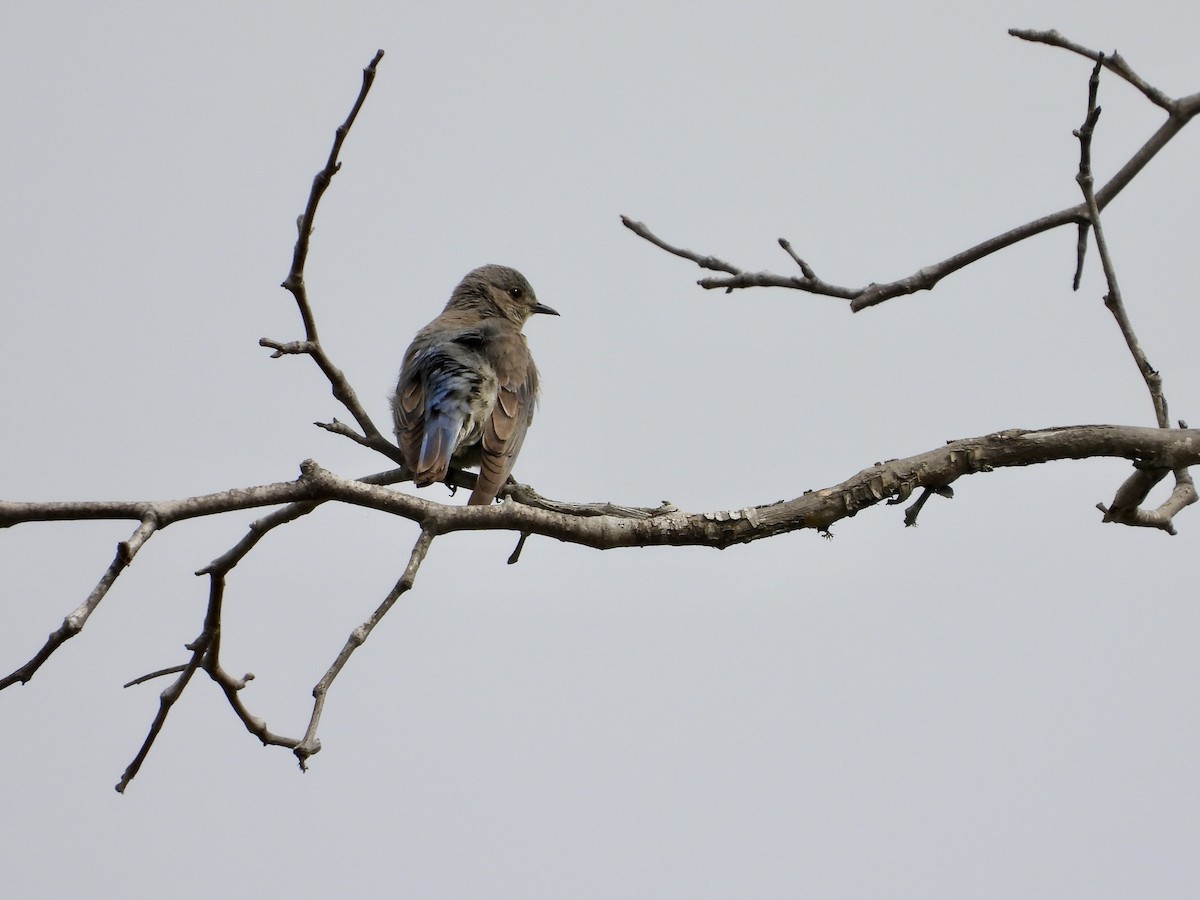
xmin=374 ymin=425 xmax=1198 ymax=546
xmin=6 ymin=426 xmax=1196 ymax=552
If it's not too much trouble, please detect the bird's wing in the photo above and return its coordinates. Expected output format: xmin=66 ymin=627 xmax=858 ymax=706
xmin=470 ymin=363 xmax=536 ymax=506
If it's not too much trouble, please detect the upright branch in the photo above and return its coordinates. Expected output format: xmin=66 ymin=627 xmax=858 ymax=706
xmin=281 ymin=49 xmax=384 ymax=339
xmin=266 ymin=49 xmax=398 ymax=456
xmin=1073 ymin=56 xmax=1169 ymax=429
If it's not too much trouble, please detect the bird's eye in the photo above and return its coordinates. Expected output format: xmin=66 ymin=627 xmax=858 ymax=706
xmin=508 ymin=287 xmax=524 ymax=300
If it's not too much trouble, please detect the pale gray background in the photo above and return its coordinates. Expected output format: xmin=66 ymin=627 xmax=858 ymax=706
xmin=3 ymin=1 xmax=1198 ymax=897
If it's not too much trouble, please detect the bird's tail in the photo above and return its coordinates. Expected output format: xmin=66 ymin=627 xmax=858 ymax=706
xmin=414 ymin=411 xmax=462 ymax=486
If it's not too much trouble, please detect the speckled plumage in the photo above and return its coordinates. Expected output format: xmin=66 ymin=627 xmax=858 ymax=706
xmin=392 ymin=265 xmax=558 ymax=505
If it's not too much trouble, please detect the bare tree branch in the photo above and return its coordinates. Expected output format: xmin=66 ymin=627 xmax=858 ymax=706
xmin=277 ymin=427 xmax=1200 ymax=545
xmin=619 ymin=215 xmax=857 ymax=300
xmin=293 ymin=527 xmax=435 ymax=770
xmin=119 ymin=50 xmax=386 ymax=789
xmin=280 ymin=49 xmax=384 ymax=342
xmin=199 ymin=589 xmax=301 ymax=760
xmin=1 ymin=516 xmax=156 ymax=689
xmin=123 ymin=665 xmax=188 ymax=688
xmin=6 ymin=34 xmax=1198 ymax=790
xmin=623 ymin=31 xmax=1200 ymax=312
xmin=5 ymin=426 xmax=1198 ymax=557
xmin=115 ymin=628 xmax=207 ymax=793
xmin=269 ymin=49 xmax=392 ymax=449
xmin=1009 ymin=28 xmax=1177 ymax=111
xmin=1 ymin=480 xmax=319 ymax=529
xmin=1070 ymin=56 xmax=1194 ymax=530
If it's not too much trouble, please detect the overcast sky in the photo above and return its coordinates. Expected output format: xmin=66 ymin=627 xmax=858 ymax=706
xmin=3 ymin=1 xmax=1199 ymax=897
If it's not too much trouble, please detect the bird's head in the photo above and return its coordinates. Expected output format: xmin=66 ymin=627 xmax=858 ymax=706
xmin=449 ymin=264 xmax=559 ymax=326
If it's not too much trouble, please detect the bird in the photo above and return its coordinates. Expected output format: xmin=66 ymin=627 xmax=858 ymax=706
xmin=392 ymin=265 xmax=558 ymax=506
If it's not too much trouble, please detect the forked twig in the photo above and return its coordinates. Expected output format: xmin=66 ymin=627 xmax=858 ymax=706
xmin=624 ymin=31 xmax=1200 ymax=312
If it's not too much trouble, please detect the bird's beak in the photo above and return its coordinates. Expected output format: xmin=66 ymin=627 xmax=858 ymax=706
xmin=532 ymin=302 xmax=560 ymax=316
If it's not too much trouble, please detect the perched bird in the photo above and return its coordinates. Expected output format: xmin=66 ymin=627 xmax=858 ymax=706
xmin=392 ymin=265 xmax=558 ymax=505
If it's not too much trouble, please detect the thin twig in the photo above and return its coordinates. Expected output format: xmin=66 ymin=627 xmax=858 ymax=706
xmin=281 ymin=50 xmax=385 ymax=340
xmin=312 ymin=419 xmax=405 ymax=465
xmin=778 ymin=238 xmax=817 ymax=280
xmin=115 ymin=631 xmax=209 ymax=793
xmin=618 ymin=215 xmax=744 ymax=276
xmin=294 ymin=527 xmax=436 ymax=770
xmin=1009 ymin=28 xmax=1177 ymax=111
xmin=123 ymin=665 xmax=187 ymax=688
xmin=259 ymin=337 xmax=391 ymax=449
xmin=620 ymin=215 xmax=857 ymax=300
xmin=201 ymin=657 xmax=299 ymax=754
xmin=1 ymin=516 xmax=157 ymax=689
